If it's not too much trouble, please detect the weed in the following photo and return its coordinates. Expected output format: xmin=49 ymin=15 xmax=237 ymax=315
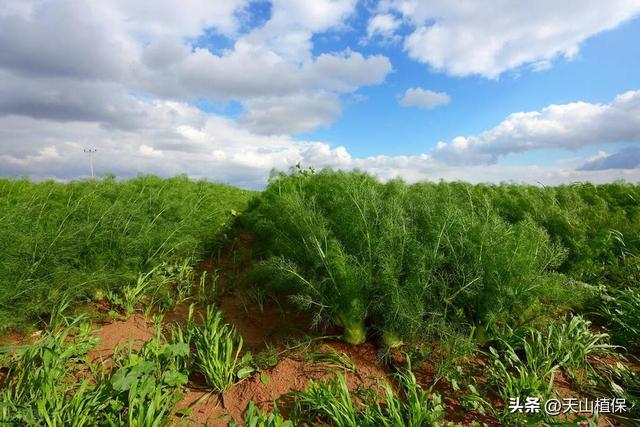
xmin=594 ymin=361 xmax=640 ymax=420
xmin=188 ymin=305 xmax=253 ymax=392
xmin=239 ymin=401 xmax=293 ymax=427
xmin=0 ymin=317 xmax=104 ymax=424
xmin=547 ymin=315 xmax=615 ymax=372
xmin=152 ymin=257 xmax=197 ymax=310
xmin=433 ymin=328 xmax=478 ymax=387
xmin=253 ymin=346 xmax=279 ymax=370
xmin=107 ymin=358 xmax=183 ymax=427
xmin=121 ymin=269 xmax=157 ymax=317
xmin=306 ymin=347 xmax=355 ymax=373
xmin=289 ymin=357 xmax=444 ymax=427
xmin=370 ymin=359 xmax=445 ymax=427
xmin=290 ymin=373 xmax=361 ymax=427
xmin=197 ymin=269 xmax=217 ymax=303
xmin=486 ymin=317 xmax=616 ymax=424
xmin=487 ymin=330 xmax=561 ymax=405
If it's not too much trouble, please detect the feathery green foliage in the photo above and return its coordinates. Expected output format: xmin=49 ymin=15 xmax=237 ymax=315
xmin=2 ymin=170 xmax=639 ymax=425
xmin=246 ymin=169 xmax=591 ymax=344
xmin=0 ymin=175 xmax=253 ymax=331
xmin=599 ymin=287 xmax=640 ymax=351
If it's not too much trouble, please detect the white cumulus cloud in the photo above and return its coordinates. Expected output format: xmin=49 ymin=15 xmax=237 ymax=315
xmin=0 ymin=0 xmax=391 ymax=137
xmin=367 ymin=13 xmax=401 ymax=42
xmin=379 ymin=0 xmax=640 ymax=77
xmin=399 ymin=88 xmax=450 ymax=109
xmin=240 ymin=92 xmax=342 ymax=135
xmin=0 ymin=1 xmax=639 ymax=188
xmin=432 ymin=91 xmax=640 ymax=164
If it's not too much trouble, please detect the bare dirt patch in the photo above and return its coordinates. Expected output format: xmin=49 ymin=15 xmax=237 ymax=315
xmin=176 ymin=358 xmax=309 ymax=426
xmin=0 ymin=331 xmax=30 ymax=347
xmin=321 ymin=340 xmax=391 ymax=388
xmin=175 ymin=391 xmax=229 ymax=427
xmin=218 ymin=293 xmax=314 ymax=352
xmin=552 ymin=370 xmax=626 ymax=427
xmin=88 ymin=314 xmax=155 ymax=363
xmin=222 ymin=357 xmax=308 ymax=422
xmin=179 ymin=342 xmax=393 ymax=426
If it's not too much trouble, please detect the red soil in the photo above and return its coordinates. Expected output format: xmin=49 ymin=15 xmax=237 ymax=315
xmin=88 ymin=313 xmax=155 ymax=363
xmin=0 ymin=331 xmax=30 ymax=347
xmin=218 ymin=293 xmax=316 ymax=351
xmin=4 ymin=231 xmax=631 ymax=426
xmin=177 ymin=341 xmax=392 ymax=426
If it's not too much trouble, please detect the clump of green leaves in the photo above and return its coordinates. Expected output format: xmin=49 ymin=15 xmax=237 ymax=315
xmin=187 ymin=305 xmax=253 ymax=392
xmin=240 ymin=401 xmax=293 ymax=427
xmin=371 ymin=360 xmax=445 ymax=427
xmin=0 ymin=310 xmax=193 ymax=426
xmin=488 ymin=336 xmax=559 ymax=402
xmin=594 ymin=361 xmax=640 ymax=420
xmin=487 ymin=315 xmax=616 ymax=423
xmin=306 ymin=347 xmax=355 ymax=373
xmin=106 ymin=257 xmax=204 ymax=317
xmin=0 ymin=317 xmax=104 ymax=425
xmin=107 ymin=358 xmax=183 ymax=427
xmin=288 ymin=358 xmax=443 ymax=427
xmin=547 ymin=315 xmax=615 ymax=372
xmin=290 ymin=373 xmax=362 ymax=426
xmin=118 ymin=269 xmax=158 ymax=317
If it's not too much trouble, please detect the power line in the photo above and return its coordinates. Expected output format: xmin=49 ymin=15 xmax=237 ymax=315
xmin=83 ymin=148 xmax=97 ymax=178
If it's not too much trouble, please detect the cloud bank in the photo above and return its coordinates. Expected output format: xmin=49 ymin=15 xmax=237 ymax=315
xmin=3 ymin=90 xmax=640 ymax=189
xmin=378 ymin=0 xmax=640 ymax=77
xmin=578 ymin=147 xmax=640 ymax=171
xmin=432 ymin=91 xmax=640 ymax=165
xmin=0 ymin=1 xmax=639 ymax=188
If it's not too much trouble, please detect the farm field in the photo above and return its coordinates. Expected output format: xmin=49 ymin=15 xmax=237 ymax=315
xmin=1 ymin=169 xmax=639 ymax=426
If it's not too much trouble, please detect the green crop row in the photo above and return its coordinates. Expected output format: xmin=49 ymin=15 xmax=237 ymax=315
xmin=1 ymin=170 xmax=639 ymax=424
xmin=244 ymin=168 xmax=639 ymax=346
xmin=0 ymin=175 xmax=254 ymax=331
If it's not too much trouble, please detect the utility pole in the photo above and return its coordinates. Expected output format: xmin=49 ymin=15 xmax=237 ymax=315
xmin=83 ymin=148 xmax=97 ymax=178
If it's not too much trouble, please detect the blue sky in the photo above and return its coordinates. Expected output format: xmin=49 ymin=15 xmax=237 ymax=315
xmin=302 ymin=14 xmax=640 ymax=160
xmin=0 ymin=1 xmax=639 ymax=188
